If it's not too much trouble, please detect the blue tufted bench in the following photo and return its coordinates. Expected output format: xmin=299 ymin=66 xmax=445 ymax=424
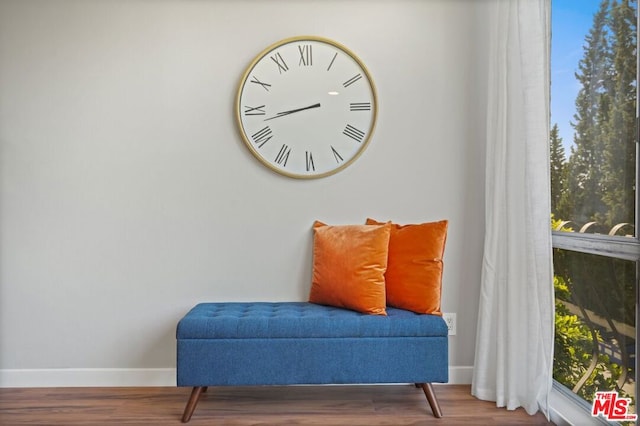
xmin=176 ymin=302 xmax=448 ymax=422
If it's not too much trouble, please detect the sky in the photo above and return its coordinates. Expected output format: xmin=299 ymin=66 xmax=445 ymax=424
xmin=551 ymin=0 xmax=603 ymax=155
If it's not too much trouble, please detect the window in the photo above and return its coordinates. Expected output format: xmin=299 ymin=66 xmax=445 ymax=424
xmin=551 ymin=0 xmax=638 ymax=419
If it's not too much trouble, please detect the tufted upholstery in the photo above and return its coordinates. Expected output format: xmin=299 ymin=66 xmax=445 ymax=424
xmin=176 ymin=302 xmax=447 ymax=339
xmin=177 ymin=301 xmax=448 ymax=387
xmin=177 ymin=301 xmax=449 ymax=422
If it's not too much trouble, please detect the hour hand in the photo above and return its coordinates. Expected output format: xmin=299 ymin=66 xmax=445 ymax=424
xmin=264 ymin=103 xmax=321 ymax=121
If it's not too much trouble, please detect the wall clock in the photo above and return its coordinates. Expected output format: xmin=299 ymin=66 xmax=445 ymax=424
xmin=235 ymin=36 xmax=378 ymax=179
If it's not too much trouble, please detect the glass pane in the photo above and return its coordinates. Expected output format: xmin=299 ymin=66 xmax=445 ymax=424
xmin=550 ymin=0 xmax=637 ymax=237
xmin=553 ymin=249 xmax=636 ymax=416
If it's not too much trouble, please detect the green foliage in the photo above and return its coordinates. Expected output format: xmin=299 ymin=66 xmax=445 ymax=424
xmin=553 ymin=274 xmax=633 ymax=404
xmin=551 ymin=216 xmax=635 ymax=410
xmin=550 ymin=213 xmax=573 ymax=232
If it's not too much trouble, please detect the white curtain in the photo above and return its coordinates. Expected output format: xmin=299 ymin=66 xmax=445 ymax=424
xmin=471 ymin=0 xmax=555 ymax=418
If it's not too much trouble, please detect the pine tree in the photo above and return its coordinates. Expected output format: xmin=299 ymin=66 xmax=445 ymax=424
xmin=550 ymin=123 xmax=566 ymax=216
xmin=601 ymin=0 xmax=637 ymax=227
xmin=560 ymin=0 xmax=611 ymax=224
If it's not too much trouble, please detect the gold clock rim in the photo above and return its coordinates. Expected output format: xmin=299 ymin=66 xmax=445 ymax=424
xmin=234 ymin=35 xmax=378 ymax=179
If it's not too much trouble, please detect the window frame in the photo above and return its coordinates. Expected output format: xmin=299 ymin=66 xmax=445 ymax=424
xmin=549 ymin=2 xmax=640 ymax=418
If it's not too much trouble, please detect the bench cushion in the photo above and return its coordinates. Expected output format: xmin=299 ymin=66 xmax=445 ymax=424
xmin=177 ymin=302 xmax=449 ymax=386
xmin=176 ymin=302 xmax=448 ymax=339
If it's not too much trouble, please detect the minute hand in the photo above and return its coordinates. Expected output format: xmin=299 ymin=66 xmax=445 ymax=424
xmin=264 ymin=103 xmax=321 ymax=121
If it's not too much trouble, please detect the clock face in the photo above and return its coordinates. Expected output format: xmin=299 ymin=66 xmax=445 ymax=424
xmin=236 ymin=36 xmax=377 ymax=179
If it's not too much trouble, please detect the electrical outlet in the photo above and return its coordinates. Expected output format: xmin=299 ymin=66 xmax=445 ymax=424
xmin=443 ymin=313 xmax=456 ymax=336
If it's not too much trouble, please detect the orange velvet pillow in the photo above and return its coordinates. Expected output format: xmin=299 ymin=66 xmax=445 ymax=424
xmin=366 ymin=218 xmax=448 ymax=315
xmin=309 ymin=221 xmax=391 ymax=315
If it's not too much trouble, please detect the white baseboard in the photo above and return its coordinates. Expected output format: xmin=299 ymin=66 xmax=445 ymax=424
xmin=0 ymin=368 xmax=177 ymax=388
xmin=446 ymin=366 xmax=473 ymax=385
xmin=0 ymin=366 xmax=473 ymax=388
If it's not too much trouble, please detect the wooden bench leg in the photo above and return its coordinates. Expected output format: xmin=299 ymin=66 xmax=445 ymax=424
xmin=419 ymin=383 xmax=443 ymax=418
xmin=181 ymin=386 xmax=205 ymax=423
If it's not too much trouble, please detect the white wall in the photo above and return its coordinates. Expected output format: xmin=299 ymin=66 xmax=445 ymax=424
xmin=0 ymin=0 xmax=486 ymax=385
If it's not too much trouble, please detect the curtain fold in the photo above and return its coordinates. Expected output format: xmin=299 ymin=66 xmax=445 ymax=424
xmin=470 ymin=0 xmax=554 ymax=417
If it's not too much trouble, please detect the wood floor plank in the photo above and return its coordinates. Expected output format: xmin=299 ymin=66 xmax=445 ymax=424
xmin=0 ymin=385 xmax=553 ymax=425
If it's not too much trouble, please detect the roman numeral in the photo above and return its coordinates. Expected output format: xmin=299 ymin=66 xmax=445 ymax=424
xmin=343 ymin=124 xmax=365 ymax=143
xmin=331 ymin=146 xmax=344 ymax=163
xmin=275 ymin=144 xmax=291 ymax=166
xmin=306 ymin=151 xmax=315 ymax=171
xmin=298 ymin=44 xmax=312 ymax=66
xmin=244 ymin=105 xmax=266 ymax=116
xmin=251 ymin=126 xmax=273 ymax=148
xmin=343 ymin=73 xmax=362 ymax=88
xmin=350 ymin=102 xmax=371 ymax=111
xmin=250 ymin=76 xmax=271 ymax=91
xmin=327 ymin=52 xmax=338 ymax=71
xmin=270 ymin=52 xmax=289 ymax=74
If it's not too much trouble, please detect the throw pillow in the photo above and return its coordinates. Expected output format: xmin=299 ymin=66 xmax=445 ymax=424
xmin=309 ymin=221 xmax=391 ymax=315
xmin=366 ymin=218 xmax=448 ymax=315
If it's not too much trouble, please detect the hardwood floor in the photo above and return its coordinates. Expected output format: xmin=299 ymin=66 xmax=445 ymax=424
xmin=0 ymin=384 xmax=553 ymax=425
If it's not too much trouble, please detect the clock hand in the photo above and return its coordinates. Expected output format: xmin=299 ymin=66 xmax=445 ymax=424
xmin=264 ymin=103 xmax=321 ymax=121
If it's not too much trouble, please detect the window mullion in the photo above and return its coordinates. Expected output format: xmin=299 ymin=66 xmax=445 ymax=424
xmin=552 ymin=231 xmax=640 ymax=261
